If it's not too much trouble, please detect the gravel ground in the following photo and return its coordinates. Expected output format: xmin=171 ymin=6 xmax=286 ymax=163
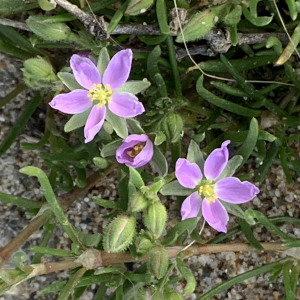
xmin=1 ymin=53 xmax=299 ymax=300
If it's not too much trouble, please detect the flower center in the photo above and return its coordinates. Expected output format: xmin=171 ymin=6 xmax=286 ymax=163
xmin=88 ymin=84 xmax=112 ymax=107
xmin=199 ymin=182 xmax=217 ymax=204
xmin=127 ymin=142 xmax=146 ymax=159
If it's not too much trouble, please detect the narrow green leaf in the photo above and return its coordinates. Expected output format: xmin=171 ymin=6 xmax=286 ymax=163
xmin=196 ymin=75 xmax=261 ymax=117
xmin=107 ymin=1 xmax=129 ymax=34
xmin=156 ymin=0 xmax=170 ymax=34
xmin=176 ymin=253 xmax=196 ymax=296
xmin=197 ymin=261 xmax=282 ymax=300
xmin=245 ymin=209 xmax=296 ymax=241
xmin=283 ymin=260 xmax=294 ymax=300
xmin=238 ymin=219 xmax=264 ymax=251
xmin=31 ymin=247 xmax=75 ymax=257
xmin=93 ymin=197 xmax=118 ymax=209
xmin=19 ymin=167 xmax=81 ymax=245
xmin=235 ymin=118 xmax=259 ymax=167
xmin=0 ymin=93 xmax=42 ymax=157
xmin=0 ymin=192 xmax=43 ymax=209
xmin=57 ymin=268 xmax=86 ymax=300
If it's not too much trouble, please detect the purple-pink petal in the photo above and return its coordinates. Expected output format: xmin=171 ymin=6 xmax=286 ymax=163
xmin=108 ymin=92 xmax=145 ymax=118
xmin=202 ymin=199 xmax=229 ymax=233
xmin=70 ymin=54 xmax=101 ymax=90
xmin=49 ymin=90 xmax=92 ymax=114
xmin=204 ymin=140 xmax=230 ymax=181
xmin=116 ymin=134 xmax=153 ymax=168
xmin=103 ymin=49 xmax=133 ymax=90
xmin=175 ymin=158 xmax=203 ymax=189
xmin=84 ymin=105 xmax=106 ymax=143
xmin=181 ymin=192 xmax=202 ymax=220
xmin=215 ymin=177 xmax=259 ymax=204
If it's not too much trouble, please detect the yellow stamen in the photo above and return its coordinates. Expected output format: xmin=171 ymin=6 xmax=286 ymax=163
xmin=88 ymin=84 xmax=113 ymax=107
xmin=199 ymin=181 xmax=217 ymax=204
xmin=127 ymin=142 xmax=146 ymax=159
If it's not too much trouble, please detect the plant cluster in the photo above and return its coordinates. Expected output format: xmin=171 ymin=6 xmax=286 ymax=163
xmin=1 ymin=0 xmax=300 ymax=299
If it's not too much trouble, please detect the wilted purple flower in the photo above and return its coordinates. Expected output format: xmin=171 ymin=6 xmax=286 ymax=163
xmin=175 ymin=140 xmax=259 ymax=233
xmin=116 ymin=134 xmax=154 ymax=168
xmin=49 ymin=49 xmax=145 ymax=143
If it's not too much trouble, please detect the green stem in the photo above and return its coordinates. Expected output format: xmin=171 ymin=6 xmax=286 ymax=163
xmin=0 ymin=83 xmax=27 ymax=109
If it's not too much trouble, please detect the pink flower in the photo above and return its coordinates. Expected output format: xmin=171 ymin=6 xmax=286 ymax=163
xmin=175 ymin=141 xmax=259 ymax=233
xmin=49 ymin=49 xmax=145 ymax=143
xmin=116 ymin=134 xmax=153 ymax=168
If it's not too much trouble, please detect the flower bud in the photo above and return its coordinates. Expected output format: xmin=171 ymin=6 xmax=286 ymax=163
xmin=135 ymin=230 xmax=153 ymax=254
xmin=125 ymin=0 xmax=154 ymax=16
xmin=26 ymin=16 xmax=78 ymax=42
xmin=144 ymin=201 xmax=167 ymax=239
xmin=93 ymin=157 xmax=109 ymax=169
xmin=129 ymin=191 xmax=148 ymax=213
xmin=147 ymin=245 xmax=169 ymax=279
xmin=103 ymin=214 xmax=136 ymax=253
xmin=22 ymin=56 xmax=58 ymax=89
xmin=116 ymin=134 xmax=154 ymax=168
xmin=160 ymin=112 xmax=183 ymax=143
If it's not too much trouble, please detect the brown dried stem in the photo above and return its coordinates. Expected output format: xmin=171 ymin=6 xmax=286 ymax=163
xmin=2 ymin=243 xmax=288 ymax=279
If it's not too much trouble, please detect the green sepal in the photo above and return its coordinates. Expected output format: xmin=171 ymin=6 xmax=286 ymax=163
xmin=106 ymin=109 xmax=128 ymax=139
xmin=58 ymin=72 xmax=82 ymax=91
xmin=101 ymin=139 xmax=123 ymax=157
xmin=114 ymin=80 xmax=151 ymax=95
xmin=217 ymin=155 xmax=243 ymax=180
xmin=97 ymin=47 xmax=110 ymax=76
xmin=93 ymin=157 xmax=109 ymax=169
xmin=187 ymin=140 xmax=204 ymax=170
xmin=127 ymin=118 xmax=145 ymax=134
xmin=64 ymin=108 xmax=91 ymax=132
xmin=160 ymin=180 xmax=192 ymax=196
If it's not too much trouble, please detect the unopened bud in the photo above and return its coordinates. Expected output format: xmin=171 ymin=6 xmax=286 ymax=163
xmin=103 ymin=214 xmax=136 ymax=253
xmin=26 ymin=16 xmax=78 ymax=42
xmin=147 ymin=245 xmax=168 ymax=279
xmin=129 ymin=191 xmax=148 ymax=213
xmin=144 ymin=201 xmax=167 ymax=239
xmin=135 ymin=230 xmax=153 ymax=254
xmin=22 ymin=56 xmax=58 ymax=89
xmin=160 ymin=112 xmax=183 ymax=143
